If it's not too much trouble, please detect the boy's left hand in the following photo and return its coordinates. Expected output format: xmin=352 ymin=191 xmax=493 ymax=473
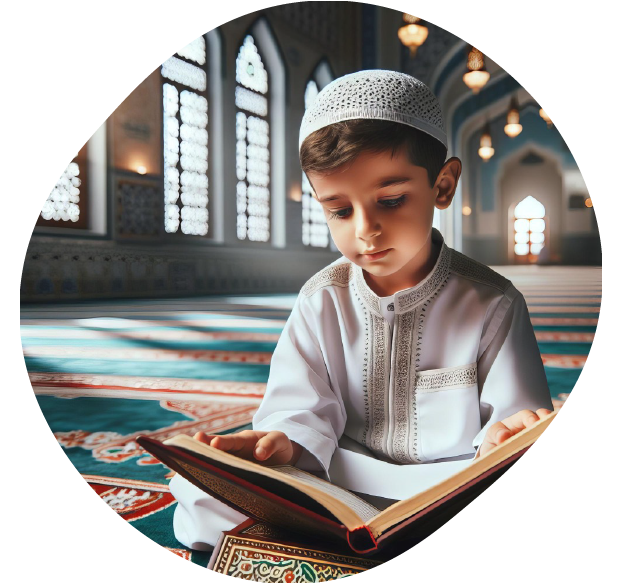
xmin=477 ymin=408 xmax=552 ymax=458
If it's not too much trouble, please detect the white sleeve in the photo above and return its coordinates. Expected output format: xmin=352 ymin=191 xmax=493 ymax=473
xmin=472 ymin=289 xmax=554 ymax=452
xmin=252 ymin=293 xmax=346 ymax=477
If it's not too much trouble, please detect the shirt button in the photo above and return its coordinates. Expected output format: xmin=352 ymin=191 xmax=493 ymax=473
xmin=387 ymin=303 xmax=394 ymax=311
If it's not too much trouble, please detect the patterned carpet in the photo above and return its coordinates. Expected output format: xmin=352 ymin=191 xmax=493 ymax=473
xmin=20 ymin=266 xmax=600 ymax=567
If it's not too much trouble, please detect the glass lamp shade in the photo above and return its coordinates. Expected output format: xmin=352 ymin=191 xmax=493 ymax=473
xmin=398 ymin=24 xmax=428 ymax=57
xmin=505 ymin=103 xmax=522 ymax=137
xmin=478 ymin=146 xmax=494 ymax=161
xmin=463 ymin=70 xmax=490 ymax=94
xmin=478 ymin=129 xmax=494 ymax=160
xmin=515 ymin=232 xmax=529 ymax=244
xmin=514 ymin=243 xmax=529 ymax=256
xmin=530 ymin=243 xmax=544 ymax=255
xmin=504 ymin=123 xmax=523 ymax=137
xmin=403 ymin=14 xmax=420 ymax=24
xmin=530 ymin=218 xmax=546 ymax=233
xmin=514 ymin=219 xmax=529 ymax=233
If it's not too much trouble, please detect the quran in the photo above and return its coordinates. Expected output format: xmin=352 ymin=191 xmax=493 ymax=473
xmin=137 ymin=412 xmax=555 ymax=555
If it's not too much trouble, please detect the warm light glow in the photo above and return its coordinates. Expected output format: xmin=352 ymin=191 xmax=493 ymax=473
xmin=136 ymin=165 xmax=147 ymax=175
xmin=504 ymin=123 xmax=523 ymax=138
xmin=515 ymin=196 xmax=545 ymax=219
xmin=530 ymin=243 xmax=544 ymax=255
xmin=463 ymin=70 xmax=490 ymax=94
xmin=479 ymin=128 xmax=494 ymax=161
xmin=504 ymin=98 xmax=522 ymax=137
xmin=462 ymin=206 xmax=472 ymax=216
xmin=289 ymin=185 xmax=302 ymax=202
xmin=398 ymin=23 xmax=429 ymax=57
xmin=530 ymin=232 xmax=545 ymax=244
xmin=514 ymin=243 xmax=529 ymax=256
xmin=463 ymin=47 xmax=490 ymax=93
xmin=478 ymin=146 xmax=494 ymax=161
xmin=585 ymin=198 xmax=593 ymax=208
xmin=515 ymin=232 xmax=529 ymax=244
xmin=514 ymin=219 xmax=529 ymax=233
xmin=539 ymin=109 xmax=553 ymax=128
xmin=530 ymin=218 xmax=545 ymax=233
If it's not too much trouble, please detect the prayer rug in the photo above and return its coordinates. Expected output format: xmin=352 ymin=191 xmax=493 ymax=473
xmin=20 ymin=267 xmax=600 ymax=575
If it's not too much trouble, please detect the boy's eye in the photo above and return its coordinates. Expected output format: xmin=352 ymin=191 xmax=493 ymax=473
xmin=329 ymin=208 xmax=352 ymax=220
xmin=379 ymin=195 xmax=406 ymax=208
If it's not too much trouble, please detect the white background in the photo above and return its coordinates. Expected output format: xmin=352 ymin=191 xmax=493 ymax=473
xmin=3 ymin=1 xmax=620 ymax=581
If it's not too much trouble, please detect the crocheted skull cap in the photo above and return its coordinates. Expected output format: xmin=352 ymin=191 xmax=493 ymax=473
xmin=299 ymin=69 xmax=447 ymax=151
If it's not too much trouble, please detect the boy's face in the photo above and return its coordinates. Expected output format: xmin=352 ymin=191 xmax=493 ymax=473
xmin=308 ymin=146 xmax=459 ymax=292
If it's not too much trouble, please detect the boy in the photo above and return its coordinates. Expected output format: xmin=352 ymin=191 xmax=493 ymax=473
xmin=170 ymin=70 xmax=553 ymax=549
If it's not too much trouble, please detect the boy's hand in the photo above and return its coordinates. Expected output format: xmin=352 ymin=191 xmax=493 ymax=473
xmin=477 ymin=408 xmax=552 ymax=458
xmin=193 ymin=430 xmax=303 ymax=466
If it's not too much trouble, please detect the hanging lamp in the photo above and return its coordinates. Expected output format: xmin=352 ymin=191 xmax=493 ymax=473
xmin=478 ymin=121 xmax=494 ymax=161
xmin=504 ymin=95 xmax=523 ymax=138
xmin=463 ymin=47 xmax=490 ymax=94
xmin=398 ymin=14 xmax=428 ymax=58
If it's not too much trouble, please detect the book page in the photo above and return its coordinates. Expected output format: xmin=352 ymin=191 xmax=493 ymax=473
xmin=329 ymin=448 xmax=474 ymax=500
xmin=272 ymin=466 xmax=381 ymax=523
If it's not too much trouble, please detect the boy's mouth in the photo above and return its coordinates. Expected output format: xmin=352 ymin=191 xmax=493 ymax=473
xmin=360 ymin=248 xmax=391 ymax=261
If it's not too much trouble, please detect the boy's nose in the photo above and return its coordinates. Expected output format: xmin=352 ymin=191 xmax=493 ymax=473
xmin=355 ymin=210 xmax=381 ymax=241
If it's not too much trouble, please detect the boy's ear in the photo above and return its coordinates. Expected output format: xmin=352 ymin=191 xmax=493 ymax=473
xmin=434 ymin=157 xmax=462 ymax=210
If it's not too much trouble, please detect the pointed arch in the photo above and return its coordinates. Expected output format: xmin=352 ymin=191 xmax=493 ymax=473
xmin=301 ymin=59 xmax=334 ymax=248
xmin=161 ymin=33 xmax=213 ymax=238
xmin=235 ymin=18 xmax=286 ymax=246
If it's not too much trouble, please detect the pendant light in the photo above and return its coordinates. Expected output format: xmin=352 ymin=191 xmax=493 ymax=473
xmin=398 ymin=14 xmax=429 ymax=58
xmin=478 ymin=121 xmax=494 ymax=161
xmin=463 ymin=47 xmax=490 ymax=94
xmin=504 ymin=95 xmax=523 ymax=138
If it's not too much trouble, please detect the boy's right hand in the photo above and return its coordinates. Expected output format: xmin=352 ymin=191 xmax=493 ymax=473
xmin=193 ymin=430 xmax=302 ymax=466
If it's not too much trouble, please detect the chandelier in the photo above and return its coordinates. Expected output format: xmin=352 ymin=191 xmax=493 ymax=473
xmin=463 ymin=47 xmax=490 ymax=94
xmin=398 ymin=14 xmax=428 ymax=58
xmin=504 ymin=95 xmax=523 ymax=138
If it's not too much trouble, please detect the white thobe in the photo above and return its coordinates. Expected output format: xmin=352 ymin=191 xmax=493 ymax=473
xmin=170 ymin=228 xmax=553 ymax=548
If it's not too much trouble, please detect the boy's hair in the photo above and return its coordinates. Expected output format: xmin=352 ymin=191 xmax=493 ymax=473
xmin=300 ymin=119 xmax=448 ymax=187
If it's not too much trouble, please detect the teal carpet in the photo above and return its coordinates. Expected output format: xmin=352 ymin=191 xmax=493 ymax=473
xmin=21 ymin=270 xmax=600 ymax=566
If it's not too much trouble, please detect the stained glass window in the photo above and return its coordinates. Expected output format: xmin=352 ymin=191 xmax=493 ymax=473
xmin=235 ymin=35 xmax=270 ymax=242
xmin=161 ymin=35 xmax=209 ymax=236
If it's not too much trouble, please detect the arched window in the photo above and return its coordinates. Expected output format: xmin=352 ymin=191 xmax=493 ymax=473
xmin=161 ymin=35 xmax=210 ymax=237
xmin=39 ymin=146 xmax=87 ymax=229
xmin=235 ymin=35 xmax=271 ymax=243
xmin=301 ymin=80 xmax=330 ymax=248
xmin=513 ymin=195 xmax=546 ymax=261
xmin=302 ymin=62 xmax=334 ymax=248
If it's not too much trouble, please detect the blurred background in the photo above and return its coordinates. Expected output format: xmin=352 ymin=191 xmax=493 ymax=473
xmin=21 ymin=1 xmax=599 ymax=303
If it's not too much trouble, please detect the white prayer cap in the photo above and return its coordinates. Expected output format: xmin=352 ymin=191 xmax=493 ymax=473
xmin=299 ymin=69 xmax=447 ymax=151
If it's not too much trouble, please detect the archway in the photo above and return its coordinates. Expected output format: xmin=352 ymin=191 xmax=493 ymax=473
xmin=500 ymin=146 xmax=562 ymax=264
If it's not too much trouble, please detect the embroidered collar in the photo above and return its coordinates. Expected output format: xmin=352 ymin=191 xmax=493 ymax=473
xmin=353 ymin=228 xmax=451 ymax=317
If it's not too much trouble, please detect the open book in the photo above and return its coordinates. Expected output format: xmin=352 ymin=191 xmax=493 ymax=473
xmin=137 ymin=411 xmax=555 ymax=554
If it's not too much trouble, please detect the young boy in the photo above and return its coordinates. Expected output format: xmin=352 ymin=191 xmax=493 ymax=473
xmin=170 ymin=70 xmax=553 ymax=549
